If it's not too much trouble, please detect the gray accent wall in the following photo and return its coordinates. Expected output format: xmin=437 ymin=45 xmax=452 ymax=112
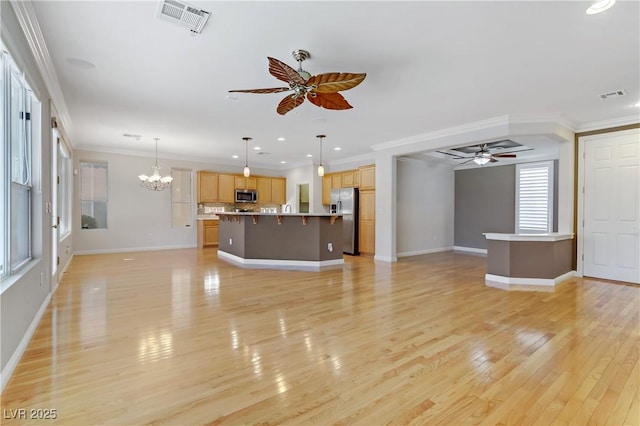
xmin=454 ymin=165 xmax=516 ymax=250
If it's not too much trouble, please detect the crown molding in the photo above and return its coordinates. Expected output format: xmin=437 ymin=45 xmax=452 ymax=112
xmin=10 ymin=0 xmax=74 ymax=144
xmin=371 ymin=115 xmax=510 ymax=152
xmin=575 ymin=115 xmax=640 ymax=133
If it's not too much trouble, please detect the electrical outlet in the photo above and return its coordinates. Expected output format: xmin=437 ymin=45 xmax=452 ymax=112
xmin=229 ymin=238 xmax=233 ymax=245
xmin=327 ymin=243 xmax=333 ymax=252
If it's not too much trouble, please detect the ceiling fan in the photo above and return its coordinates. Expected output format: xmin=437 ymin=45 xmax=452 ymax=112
xmin=229 ymin=49 xmax=366 ymax=115
xmin=463 ymin=144 xmax=517 ymax=165
xmin=437 ymin=142 xmax=525 ymax=165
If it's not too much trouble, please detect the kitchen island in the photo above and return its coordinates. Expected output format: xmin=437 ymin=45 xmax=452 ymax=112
xmin=216 ymin=212 xmax=343 ymax=271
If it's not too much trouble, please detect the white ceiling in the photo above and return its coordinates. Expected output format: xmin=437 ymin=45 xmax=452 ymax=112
xmin=28 ymin=0 xmax=640 ymax=169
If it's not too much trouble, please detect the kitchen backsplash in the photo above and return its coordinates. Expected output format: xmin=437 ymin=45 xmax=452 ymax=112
xmin=197 ymin=202 xmax=282 ymax=214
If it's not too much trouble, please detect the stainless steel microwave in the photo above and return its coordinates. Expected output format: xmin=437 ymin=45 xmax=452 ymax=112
xmin=235 ymin=189 xmax=258 ymax=203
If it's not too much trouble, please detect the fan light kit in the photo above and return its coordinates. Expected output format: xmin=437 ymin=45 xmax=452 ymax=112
xmin=229 ymin=49 xmax=366 ymax=115
xmin=586 ymin=0 xmax=615 ymax=14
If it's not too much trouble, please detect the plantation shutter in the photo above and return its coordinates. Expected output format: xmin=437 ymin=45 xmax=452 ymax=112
xmin=516 ymin=161 xmax=553 ymax=234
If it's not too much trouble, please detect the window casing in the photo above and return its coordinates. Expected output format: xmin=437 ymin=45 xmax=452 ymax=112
xmin=515 ymin=161 xmax=554 ymax=234
xmin=171 ymin=168 xmax=192 ymax=228
xmin=1 ymin=45 xmax=40 ymax=279
xmin=58 ymin=140 xmax=72 ymax=238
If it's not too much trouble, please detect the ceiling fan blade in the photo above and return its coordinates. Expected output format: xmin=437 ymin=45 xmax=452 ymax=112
xmin=307 ymin=72 xmax=366 ymax=93
xmin=228 ymin=87 xmax=291 ymax=94
xmin=436 ymin=150 xmax=465 ymax=159
xmin=268 ymin=57 xmax=306 ymax=85
xmin=276 ymin=93 xmax=305 ymax=115
xmin=493 ymin=153 xmax=517 ymax=158
xmin=490 ymin=158 xmax=499 ymax=162
xmin=459 ymin=158 xmax=475 ymax=165
xmin=307 ymin=92 xmax=353 ymax=110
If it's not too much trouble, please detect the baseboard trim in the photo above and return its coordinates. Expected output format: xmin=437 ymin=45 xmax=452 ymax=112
xmin=75 ymin=244 xmax=196 ymax=255
xmin=373 ymin=255 xmax=398 ymax=263
xmin=1 ymin=292 xmax=51 ymax=393
xmin=485 ymin=271 xmax=576 ymax=287
xmin=453 ymin=246 xmax=487 ymax=255
xmin=218 ymin=250 xmax=344 ymax=271
xmin=397 ymin=246 xmax=453 ymax=258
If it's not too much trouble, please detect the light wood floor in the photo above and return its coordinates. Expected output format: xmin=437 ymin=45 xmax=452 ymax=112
xmin=2 ymin=249 xmax=638 ymax=425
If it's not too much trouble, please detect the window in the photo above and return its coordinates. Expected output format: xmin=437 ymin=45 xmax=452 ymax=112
xmin=58 ymin=140 xmax=72 ymax=238
xmin=1 ymin=45 xmax=41 ymax=279
xmin=171 ymin=168 xmax=192 ymax=228
xmin=80 ymin=161 xmax=108 ymax=229
xmin=515 ymin=161 xmax=554 ymax=234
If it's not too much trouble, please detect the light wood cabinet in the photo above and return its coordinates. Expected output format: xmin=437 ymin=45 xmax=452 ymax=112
xmin=359 ymin=165 xmax=375 ymax=189
xmin=218 ymin=174 xmax=235 ymax=203
xmin=331 ymin=174 xmax=342 ymax=190
xmin=256 ymin=177 xmax=286 ymax=204
xmin=322 ymin=175 xmax=332 ymax=205
xmin=235 ymin=176 xmax=257 ymax=190
xmin=197 ymin=171 xmax=218 ymax=203
xmin=341 ymin=171 xmax=355 ymax=187
xmin=271 ymin=178 xmax=286 ymax=204
xmin=197 ymin=220 xmax=219 ymax=248
xmin=359 ymin=189 xmax=375 ymax=255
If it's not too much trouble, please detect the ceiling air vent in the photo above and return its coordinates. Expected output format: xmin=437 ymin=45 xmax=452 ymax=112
xmin=600 ymin=89 xmax=627 ymax=100
xmin=157 ymin=0 xmax=211 ymax=34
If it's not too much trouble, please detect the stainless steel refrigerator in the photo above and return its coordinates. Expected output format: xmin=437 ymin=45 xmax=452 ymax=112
xmin=330 ymin=187 xmax=359 ymax=255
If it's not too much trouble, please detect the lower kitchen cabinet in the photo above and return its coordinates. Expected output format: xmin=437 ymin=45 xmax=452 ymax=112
xmin=197 ymin=220 xmax=219 ymax=248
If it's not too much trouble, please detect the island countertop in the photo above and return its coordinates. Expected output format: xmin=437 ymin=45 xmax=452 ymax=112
xmin=216 ymin=212 xmax=340 ymax=217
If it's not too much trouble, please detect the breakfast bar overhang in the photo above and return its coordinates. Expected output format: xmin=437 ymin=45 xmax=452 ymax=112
xmin=216 ymin=212 xmax=344 ymax=271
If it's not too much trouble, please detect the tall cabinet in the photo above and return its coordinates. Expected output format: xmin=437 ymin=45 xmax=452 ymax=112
xmin=358 ymin=165 xmax=376 ymax=256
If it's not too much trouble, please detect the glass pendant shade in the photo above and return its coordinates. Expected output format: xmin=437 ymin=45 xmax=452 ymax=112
xmin=316 ymin=134 xmax=326 ymax=177
xmin=242 ymin=137 xmax=251 ymax=177
xmin=317 ymin=164 xmax=325 ymax=176
xmin=243 ymin=166 xmax=251 ymax=177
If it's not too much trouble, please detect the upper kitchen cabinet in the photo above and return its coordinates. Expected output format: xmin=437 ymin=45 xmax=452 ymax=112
xmin=270 ymin=177 xmax=286 ymax=204
xmin=359 ymin=165 xmax=375 ymax=189
xmin=341 ymin=171 xmax=356 ymax=188
xmin=322 ymin=175 xmax=332 ymax=205
xmin=218 ymin=174 xmax=235 ymax=203
xmin=257 ymin=177 xmax=286 ymax=204
xmin=235 ymin=176 xmax=257 ymax=190
xmin=197 ymin=171 xmax=218 ymax=203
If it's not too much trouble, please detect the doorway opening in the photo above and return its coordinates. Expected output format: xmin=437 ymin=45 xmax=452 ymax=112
xmin=298 ymin=183 xmax=309 ymax=213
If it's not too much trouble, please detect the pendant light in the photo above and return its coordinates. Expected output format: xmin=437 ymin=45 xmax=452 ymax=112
xmin=242 ymin=137 xmax=251 ymax=177
xmin=316 ymin=134 xmax=326 ymax=176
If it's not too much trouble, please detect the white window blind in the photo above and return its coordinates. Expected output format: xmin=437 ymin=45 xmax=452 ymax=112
xmin=80 ymin=161 xmax=108 ymax=229
xmin=516 ymin=161 xmax=554 ymax=234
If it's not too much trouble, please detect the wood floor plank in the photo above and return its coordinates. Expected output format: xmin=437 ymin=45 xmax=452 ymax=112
xmin=1 ymin=249 xmax=638 ymax=425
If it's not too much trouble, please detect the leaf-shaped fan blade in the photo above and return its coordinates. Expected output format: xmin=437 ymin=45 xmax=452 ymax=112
xmin=228 ymin=87 xmax=290 ymax=94
xmin=307 ymin=92 xmax=353 ymax=111
xmin=493 ymin=153 xmax=517 ymax=158
xmin=268 ymin=57 xmax=306 ymax=85
xmin=276 ymin=94 xmax=305 ymax=115
xmin=307 ymin=73 xmax=366 ymax=93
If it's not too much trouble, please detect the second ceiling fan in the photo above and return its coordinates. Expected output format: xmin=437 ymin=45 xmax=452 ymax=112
xmin=229 ymin=49 xmax=366 ymax=115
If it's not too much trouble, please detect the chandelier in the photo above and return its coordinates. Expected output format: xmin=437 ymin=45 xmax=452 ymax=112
xmin=138 ymin=138 xmax=173 ymax=191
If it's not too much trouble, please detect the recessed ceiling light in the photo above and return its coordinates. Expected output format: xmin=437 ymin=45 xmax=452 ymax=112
xmin=277 ymin=137 xmax=286 ymax=141
xmin=253 ymin=146 xmax=261 ymax=150
xmin=232 ymin=155 xmax=239 ymax=159
xmin=333 ymin=147 xmax=342 ymax=151
xmin=306 ymin=154 xmax=313 ymax=157
xmin=280 ymin=161 xmax=286 ymax=164
xmin=586 ymin=0 xmax=616 ymax=15
xmin=225 ymin=95 xmax=238 ymax=101
xmin=635 ymin=101 xmax=640 ymax=107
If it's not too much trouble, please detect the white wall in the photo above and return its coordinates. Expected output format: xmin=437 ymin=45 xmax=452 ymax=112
xmin=284 ymin=163 xmax=316 ymax=213
xmin=396 ymin=158 xmax=455 ymax=256
xmin=73 ymin=149 xmax=284 ymax=253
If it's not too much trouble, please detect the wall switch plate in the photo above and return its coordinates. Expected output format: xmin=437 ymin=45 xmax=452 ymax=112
xmin=229 ymin=238 xmax=233 ymax=245
xmin=328 ymin=243 xmax=333 ymax=252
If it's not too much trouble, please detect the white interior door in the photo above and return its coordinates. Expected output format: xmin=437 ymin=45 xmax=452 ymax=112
xmin=582 ymin=128 xmax=640 ymax=284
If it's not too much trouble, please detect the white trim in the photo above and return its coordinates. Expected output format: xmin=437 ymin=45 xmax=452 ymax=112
xmin=371 ymin=115 xmax=510 ymax=151
xmin=397 ymin=246 xmax=453 ymax=258
xmin=74 ymin=244 xmax=196 ymax=256
xmin=485 ymin=270 xmax=575 ymax=287
xmin=453 ymin=246 xmax=488 ymax=255
xmin=0 ymin=292 xmax=51 ymax=393
xmin=218 ymin=250 xmax=344 ymax=271
xmin=373 ymin=255 xmax=398 ymax=262
xmin=483 ymin=233 xmax=574 ymax=242
xmin=576 ymin=116 xmax=640 ymax=133
xmin=9 ymin=0 xmax=74 ymax=144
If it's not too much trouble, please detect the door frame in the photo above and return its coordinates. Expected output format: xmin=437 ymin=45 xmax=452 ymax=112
xmin=576 ymin=127 xmax=640 ymax=279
